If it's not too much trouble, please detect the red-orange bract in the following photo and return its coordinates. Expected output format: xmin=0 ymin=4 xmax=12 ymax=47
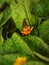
xmin=21 ymin=26 xmax=34 ymax=35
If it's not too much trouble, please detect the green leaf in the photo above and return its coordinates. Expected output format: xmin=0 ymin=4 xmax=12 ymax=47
xmin=10 ymin=0 xmax=35 ymax=31
xmin=0 ymin=12 xmax=3 ymax=21
xmin=0 ymin=28 xmax=3 ymax=45
xmin=1 ymin=33 xmax=38 ymax=60
xmin=11 ymin=33 xmax=37 ymax=60
xmin=0 ymin=6 xmax=11 ymax=27
xmin=37 ymin=19 xmax=49 ymax=43
xmin=23 ymin=61 xmax=46 ymax=65
xmin=22 ymin=35 xmax=49 ymax=58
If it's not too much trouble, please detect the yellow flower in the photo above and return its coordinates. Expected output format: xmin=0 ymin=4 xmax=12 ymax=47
xmin=21 ymin=26 xmax=34 ymax=35
xmin=13 ymin=57 xmax=26 ymax=65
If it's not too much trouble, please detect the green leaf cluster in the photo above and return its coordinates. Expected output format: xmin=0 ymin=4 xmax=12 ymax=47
xmin=0 ymin=0 xmax=49 ymax=65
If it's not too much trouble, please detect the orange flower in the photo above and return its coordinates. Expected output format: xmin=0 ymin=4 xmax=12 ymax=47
xmin=13 ymin=57 xmax=26 ymax=65
xmin=21 ymin=26 xmax=34 ymax=35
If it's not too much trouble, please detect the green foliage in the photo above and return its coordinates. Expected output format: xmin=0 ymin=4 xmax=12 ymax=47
xmin=2 ymin=33 xmax=37 ymax=60
xmin=0 ymin=28 xmax=3 ymax=45
xmin=22 ymin=35 xmax=49 ymax=58
xmin=23 ymin=61 xmax=46 ymax=65
xmin=10 ymin=0 xmax=35 ymax=31
xmin=0 ymin=13 xmax=3 ymax=21
xmin=38 ymin=19 xmax=49 ymax=43
xmin=0 ymin=6 xmax=11 ymax=27
xmin=0 ymin=0 xmax=49 ymax=65
xmin=30 ymin=0 xmax=49 ymax=17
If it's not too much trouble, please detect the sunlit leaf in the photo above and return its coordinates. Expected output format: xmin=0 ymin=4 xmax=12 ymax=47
xmin=11 ymin=0 xmax=35 ymax=31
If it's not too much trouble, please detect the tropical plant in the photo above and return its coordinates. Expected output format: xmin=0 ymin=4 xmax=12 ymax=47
xmin=0 ymin=0 xmax=49 ymax=65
